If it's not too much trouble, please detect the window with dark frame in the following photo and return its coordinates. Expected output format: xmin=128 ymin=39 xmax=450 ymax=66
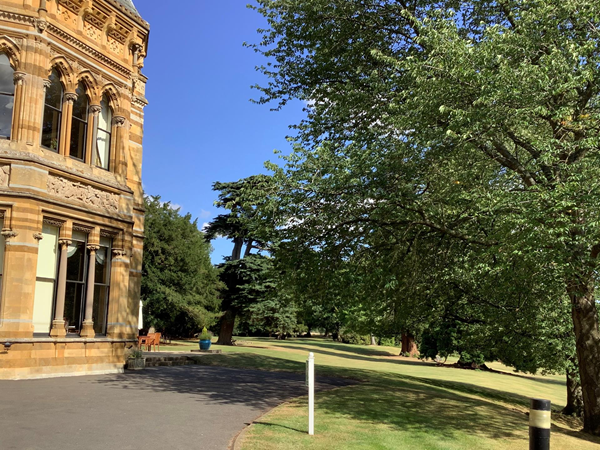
xmin=63 ymin=231 xmax=88 ymax=334
xmin=41 ymin=69 xmax=63 ymax=152
xmin=92 ymin=236 xmax=111 ymax=335
xmin=0 ymin=53 xmax=14 ymax=139
xmin=69 ymin=82 xmax=88 ymax=161
xmin=95 ymin=95 xmax=112 ymax=170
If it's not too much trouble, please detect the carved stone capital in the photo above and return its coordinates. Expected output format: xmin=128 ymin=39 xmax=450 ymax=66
xmin=1 ymin=229 xmax=18 ymax=241
xmin=90 ymin=104 xmax=102 ymax=115
xmin=13 ymin=72 xmax=26 ymax=86
xmin=112 ymin=248 xmax=127 ymax=257
xmin=113 ymin=116 xmax=126 ymax=127
xmin=43 ymin=79 xmax=52 ymax=90
xmin=64 ymin=92 xmax=78 ymax=104
xmin=87 ymin=244 xmax=100 ymax=252
xmin=33 ymin=232 xmax=43 ymax=241
xmin=58 ymin=239 xmax=72 ymax=247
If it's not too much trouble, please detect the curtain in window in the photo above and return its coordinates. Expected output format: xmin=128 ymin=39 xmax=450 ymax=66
xmin=95 ymin=96 xmax=112 ymax=170
xmin=33 ymin=223 xmax=59 ymax=334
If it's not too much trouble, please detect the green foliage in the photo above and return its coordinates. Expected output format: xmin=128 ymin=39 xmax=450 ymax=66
xmin=141 ymin=196 xmax=221 ymax=337
xmin=199 ymin=327 xmax=212 ymax=341
xmin=127 ymin=349 xmax=144 ymax=360
xmin=339 ymin=331 xmax=371 ymax=346
xmin=244 ymin=2 xmax=600 ymax=428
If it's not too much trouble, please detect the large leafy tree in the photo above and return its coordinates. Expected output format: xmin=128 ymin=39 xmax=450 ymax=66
xmin=141 ymin=196 xmax=221 ymax=337
xmin=250 ymin=0 xmax=600 ymax=434
xmin=205 ymin=176 xmax=274 ymax=344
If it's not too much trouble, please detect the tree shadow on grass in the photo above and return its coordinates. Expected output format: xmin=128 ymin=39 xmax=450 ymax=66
xmin=313 ymin=380 xmax=600 ymax=445
xmin=280 ymin=339 xmax=398 ymax=357
xmin=196 ymin=353 xmax=599 ymax=446
xmin=271 ymin=344 xmax=429 ymax=368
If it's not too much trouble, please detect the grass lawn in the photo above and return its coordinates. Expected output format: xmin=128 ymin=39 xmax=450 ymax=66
xmin=159 ymin=337 xmax=600 ymax=449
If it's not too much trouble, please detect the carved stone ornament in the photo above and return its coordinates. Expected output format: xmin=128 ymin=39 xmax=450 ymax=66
xmin=112 ymin=248 xmax=127 ymax=257
xmin=100 ymin=229 xmax=118 ymax=238
xmin=43 ymin=217 xmax=65 ymax=228
xmin=72 ymin=224 xmax=93 ymax=233
xmin=87 ymin=244 xmax=100 ymax=252
xmin=35 ymin=18 xmax=48 ymax=33
xmin=64 ymin=92 xmax=78 ymax=103
xmin=0 ymin=165 xmax=10 ymax=187
xmin=47 ymin=175 xmax=119 ymax=213
xmin=90 ymin=104 xmax=102 ymax=115
xmin=33 ymin=232 xmax=43 ymax=241
xmin=58 ymin=239 xmax=72 ymax=247
xmin=113 ymin=116 xmax=126 ymax=127
xmin=1 ymin=229 xmax=18 ymax=241
xmin=13 ymin=72 xmax=26 ymax=86
xmin=43 ymin=79 xmax=52 ymax=90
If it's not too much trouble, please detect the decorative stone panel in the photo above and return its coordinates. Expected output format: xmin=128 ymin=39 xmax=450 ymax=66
xmin=47 ymin=175 xmax=119 ymax=212
xmin=0 ymin=165 xmax=10 ymax=187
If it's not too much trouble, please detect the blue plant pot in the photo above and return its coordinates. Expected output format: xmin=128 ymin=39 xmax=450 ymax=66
xmin=199 ymin=339 xmax=211 ymax=351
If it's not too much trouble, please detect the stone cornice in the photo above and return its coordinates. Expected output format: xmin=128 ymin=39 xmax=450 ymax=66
xmin=46 ymin=22 xmax=132 ymax=78
xmin=0 ymin=10 xmax=36 ymax=27
xmin=132 ymin=96 xmax=148 ymax=108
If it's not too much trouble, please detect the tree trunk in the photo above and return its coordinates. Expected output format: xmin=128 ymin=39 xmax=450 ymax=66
xmin=231 ymin=237 xmax=244 ymax=261
xmin=401 ymin=332 xmax=419 ymax=356
xmin=568 ymin=279 xmax=600 ymax=435
xmin=562 ymin=368 xmax=584 ymax=417
xmin=216 ymin=309 xmax=236 ymax=345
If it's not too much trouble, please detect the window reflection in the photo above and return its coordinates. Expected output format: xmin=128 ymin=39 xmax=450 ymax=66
xmin=63 ymin=235 xmax=86 ymax=334
xmin=93 ymin=238 xmax=111 ymax=334
xmin=0 ymin=54 xmax=14 ymax=139
xmin=41 ymin=70 xmax=63 ymax=151
xmin=95 ymin=96 xmax=112 ymax=170
xmin=70 ymin=82 xmax=88 ymax=160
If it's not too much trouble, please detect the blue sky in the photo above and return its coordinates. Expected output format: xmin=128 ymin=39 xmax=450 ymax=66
xmin=134 ymin=1 xmax=306 ymax=263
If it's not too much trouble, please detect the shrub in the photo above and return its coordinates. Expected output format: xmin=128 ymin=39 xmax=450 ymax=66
xmin=199 ymin=327 xmax=212 ymax=341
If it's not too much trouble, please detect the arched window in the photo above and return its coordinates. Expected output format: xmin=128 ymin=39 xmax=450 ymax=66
xmin=41 ymin=70 xmax=63 ymax=151
xmin=0 ymin=53 xmax=15 ymax=139
xmin=95 ymin=95 xmax=112 ymax=170
xmin=70 ymin=82 xmax=88 ymax=160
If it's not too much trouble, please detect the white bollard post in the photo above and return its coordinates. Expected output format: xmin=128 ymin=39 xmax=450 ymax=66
xmin=307 ymin=352 xmax=315 ymax=435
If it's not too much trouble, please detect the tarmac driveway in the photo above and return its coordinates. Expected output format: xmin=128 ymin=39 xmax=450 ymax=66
xmin=0 ymin=365 xmax=353 ymax=450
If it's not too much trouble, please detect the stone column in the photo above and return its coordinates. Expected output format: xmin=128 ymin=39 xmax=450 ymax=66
xmin=11 ymin=72 xmax=26 ymax=142
xmin=80 ymin=244 xmax=99 ymax=338
xmin=50 ymin=239 xmax=71 ymax=337
xmin=87 ymin=105 xmax=101 ymax=166
xmin=60 ymin=93 xmax=77 ymax=156
xmin=112 ymin=116 xmax=127 ymax=177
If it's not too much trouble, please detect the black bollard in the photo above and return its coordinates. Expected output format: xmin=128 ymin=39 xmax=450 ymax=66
xmin=529 ymin=398 xmax=551 ymax=450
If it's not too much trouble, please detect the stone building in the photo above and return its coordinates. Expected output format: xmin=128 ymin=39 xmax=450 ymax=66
xmin=0 ymin=0 xmax=149 ymax=379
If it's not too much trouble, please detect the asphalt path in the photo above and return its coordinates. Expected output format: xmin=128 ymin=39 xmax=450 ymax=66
xmin=0 ymin=365 xmax=354 ymax=450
